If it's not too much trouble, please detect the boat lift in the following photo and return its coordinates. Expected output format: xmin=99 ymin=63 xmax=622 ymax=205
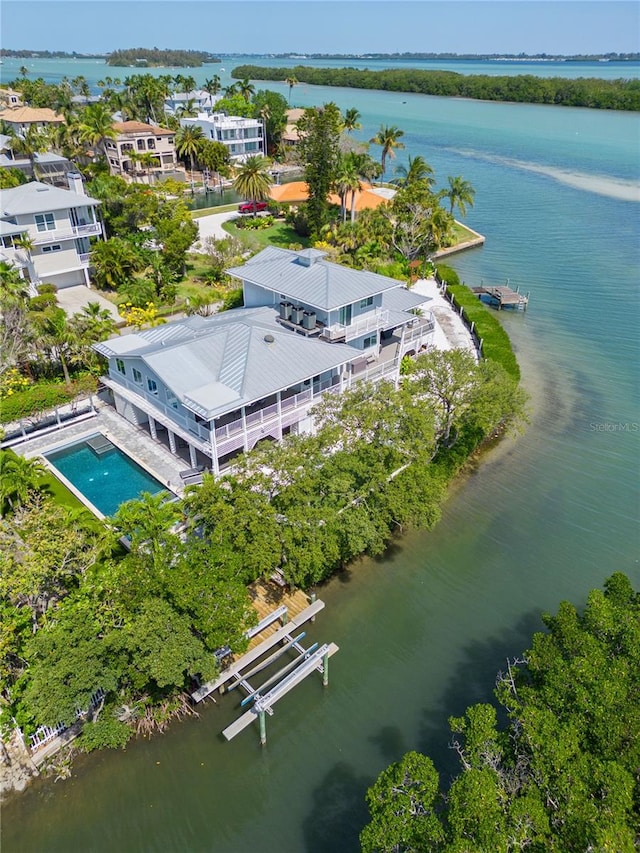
xmin=191 ymin=599 xmax=339 ymax=745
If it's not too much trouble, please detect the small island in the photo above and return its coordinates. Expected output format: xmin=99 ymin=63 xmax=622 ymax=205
xmin=106 ymin=47 xmax=221 ymax=67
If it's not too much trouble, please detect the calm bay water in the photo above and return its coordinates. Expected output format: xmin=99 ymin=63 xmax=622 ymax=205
xmin=2 ymin=59 xmax=639 ymax=852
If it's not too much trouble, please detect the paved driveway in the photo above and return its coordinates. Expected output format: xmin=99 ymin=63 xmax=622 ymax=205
xmin=55 ymin=285 xmax=122 ymax=322
xmin=192 ymin=211 xmax=240 ymax=251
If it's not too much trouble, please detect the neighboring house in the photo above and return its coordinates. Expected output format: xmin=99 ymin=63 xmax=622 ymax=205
xmin=0 ymin=88 xmax=24 ymax=108
xmin=180 ymin=112 xmax=265 ymax=162
xmin=103 ymin=121 xmax=180 ymax=183
xmin=95 ymin=247 xmax=435 ymax=474
xmin=0 ymin=174 xmax=102 ymax=292
xmin=0 ymin=134 xmax=74 ymax=186
xmin=281 ymin=108 xmax=305 ymax=146
xmin=0 ymin=106 xmax=65 ymax=135
xmin=164 ymin=90 xmax=221 ymax=116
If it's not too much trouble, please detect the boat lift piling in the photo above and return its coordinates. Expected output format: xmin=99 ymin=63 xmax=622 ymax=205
xmin=191 ymin=598 xmax=339 ymax=746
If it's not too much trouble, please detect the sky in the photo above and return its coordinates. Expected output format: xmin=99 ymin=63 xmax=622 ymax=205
xmin=1 ymin=1 xmax=638 ymax=56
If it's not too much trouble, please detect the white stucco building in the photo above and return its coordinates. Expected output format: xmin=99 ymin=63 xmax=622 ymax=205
xmin=180 ymin=112 xmax=265 ymax=162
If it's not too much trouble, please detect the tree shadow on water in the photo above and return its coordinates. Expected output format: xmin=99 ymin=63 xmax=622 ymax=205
xmin=367 ymin=725 xmax=407 ymax=765
xmin=416 ymin=609 xmax=543 ymax=785
xmin=302 ymin=761 xmax=371 ymax=853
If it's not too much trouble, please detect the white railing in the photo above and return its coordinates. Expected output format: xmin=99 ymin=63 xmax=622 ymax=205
xmin=78 ymin=252 xmax=91 ymax=264
xmin=29 ymin=688 xmax=106 ymax=751
xmin=323 ymin=310 xmax=390 ymax=342
xmin=32 ymin=222 xmax=102 ymax=245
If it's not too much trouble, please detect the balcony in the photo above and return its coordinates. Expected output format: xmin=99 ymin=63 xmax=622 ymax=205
xmin=322 ymin=309 xmax=389 ymax=342
xmin=32 ymin=222 xmax=102 ymax=245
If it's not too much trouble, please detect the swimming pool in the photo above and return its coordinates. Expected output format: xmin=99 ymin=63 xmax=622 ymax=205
xmin=45 ymin=434 xmax=167 ymax=517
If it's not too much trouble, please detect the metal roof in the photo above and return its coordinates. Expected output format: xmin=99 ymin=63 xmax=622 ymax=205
xmin=0 ymin=181 xmax=100 ymax=217
xmin=95 ymin=307 xmax=358 ymax=420
xmin=381 ymin=288 xmax=432 ymax=312
xmin=226 ymin=246 xmax=405 ymax=312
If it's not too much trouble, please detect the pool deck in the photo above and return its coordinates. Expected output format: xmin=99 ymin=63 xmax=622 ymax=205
xmin=16 ymin=400 xmax=190 ymax=499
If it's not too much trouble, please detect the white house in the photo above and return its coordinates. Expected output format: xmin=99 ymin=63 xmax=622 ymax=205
xmin=164 ymin=90 xmax=221 ymax=116
xmin=180 ymin=112 xmax=265 ymax=162
xmin=0 ymin=174 xmax=102 ymax=292
xmin=95 ymin=247 xmax=435 ymax=475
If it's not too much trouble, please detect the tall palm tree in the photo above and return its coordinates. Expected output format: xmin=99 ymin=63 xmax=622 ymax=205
xmin=0 ymin=261 xmax=30 ymax=305
xmin=333 ymin=155 xmax=362 ymax=224
xmin=203 ymin=75 xmax=222 ymax=98
xmin=32 ymin=307 xmax=78 ymax=385
xmin=233 ymin=155 xmax=273 ymax=215
xmin=443 ymin=175 xmax=476 ymax=217
xmin=237 ymin=78 xmax=255 ymax=104
xmin=175 ymin=98 xmax=198 ymax=119
xmin=393 ymin=155 xmax=435 ymax=189
xmin=369 ymin=124 xmax=405 ymax=181
xmin=78 ymin=102 xmax=117 ymax=160
xmin=284 ymin=76 xmax=298 ymax=105
xmin=342 ymin=108 xmax=362 ymax=134
xmin=175 ymin=124 xmax=205 ymax=183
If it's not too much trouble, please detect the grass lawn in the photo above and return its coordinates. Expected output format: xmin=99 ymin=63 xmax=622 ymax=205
xmin=39 ymin=471 xmax=87 ymax=512
xmin=222 ymin=218 xmax=311 ymax=251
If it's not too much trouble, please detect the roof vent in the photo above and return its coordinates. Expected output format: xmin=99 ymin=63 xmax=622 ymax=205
xmin=264 ymin=334 xmax=275 ymax=344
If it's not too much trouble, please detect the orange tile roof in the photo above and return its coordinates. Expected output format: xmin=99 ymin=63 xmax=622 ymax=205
xmin=1 ymin=106 xmax=64 ymax=123
xmin=112 ymin=121 xmax=174 ymax=136
xmin=270 ymin=181 xmax=390 ymax=212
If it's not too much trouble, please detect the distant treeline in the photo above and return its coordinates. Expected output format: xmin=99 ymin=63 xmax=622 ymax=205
xmin=0 ymin=49 xmax=105 ymax=58
xmin=273 ymin=52 xmax=640 ymax=62
xmin=107 ymin=48 xmax=220 ymax=67
xmin=233 ymin=65 xmax=640 ymax=111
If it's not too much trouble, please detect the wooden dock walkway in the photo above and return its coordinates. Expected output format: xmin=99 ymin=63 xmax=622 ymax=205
xmin=472 ymin=284 xmax=529 ymax=310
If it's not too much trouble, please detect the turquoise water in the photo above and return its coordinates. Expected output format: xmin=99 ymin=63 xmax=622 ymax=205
xmin=46 ymin=436 xmax=165 ymax=517
xmin=2 ymin=60 xmax=640 ymax=853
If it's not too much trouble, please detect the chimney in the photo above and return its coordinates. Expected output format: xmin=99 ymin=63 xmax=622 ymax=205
xmin=67 ymin=171 xmax=85 ymax=196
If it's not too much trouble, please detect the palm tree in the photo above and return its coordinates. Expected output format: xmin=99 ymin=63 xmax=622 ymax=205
xmin=175 ymin=124 xmax=205 ymax=183
xmin=78 ymin=103 xmax=117 ymax=160
xmin=0 ymin=261 xmax=30 ymax=305
xmin=129 ymin=150 xmax=159 ymax=184
xmin=284 ymin=76 xmax=298 ymax=105
xmin=90 ymin=237 xmax=144 ymax=291
xmin=393 ymin=155 xmax=435 ymax=189
xmin=72 ymin=301 xmax=117 ymax=342
xmin=32 ymin=307 xmax=78 ymax=385
xmin=333 ymin=156 xmax=362 ymax=224
xmin=342 ymin=108 xmax=362 ymax=134
xmin=19 ymin=66 xmax=29 ymax=78
xmin=203 ymin=75 xmax=222 ymax=98
xmin=237 ymin=78 xmax=255 ymax=104
xmin=233 ymin=156 xmax=273 ymax=215
xmin=443 ymin=175 xmax=476 ymax=218
xmin=0 ymin=450 xmax=47 ymax=512
xmin=223 ymin=82 xmax=239 ymax=98
xmin=11 ymin=126 xmax=48 ymax=179
xmin=369 ymin=125 xmax=405 ymax=181
xmin=175 ymin=98 xmax=198 ymax=119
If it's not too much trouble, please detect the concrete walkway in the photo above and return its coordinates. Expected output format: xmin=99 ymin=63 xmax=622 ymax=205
xmin=412 ymin=277 xmax=478 ymax=357
xmin=192 ymin=210 xmax=240 ymax=251
xmin=55 ymin=285 xmax=122 ymax=323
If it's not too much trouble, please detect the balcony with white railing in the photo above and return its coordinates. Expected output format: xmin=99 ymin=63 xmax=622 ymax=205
xmin=78 ymin=252 xmax=91 ymax=265
xmin=32 ymin=222 xmax=102 ymax=245
xmin=322 ymin=309 xmax=389 ymax=343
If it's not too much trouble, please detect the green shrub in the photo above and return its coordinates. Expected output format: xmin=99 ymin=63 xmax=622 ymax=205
xmin=78 ymin=710 xmax=132 ymax=752
xmin=36 ymin=283 xmax=58 ymax=295
xmin=0 ymin=375 xmax=98 ymax=424
xmin=29 ymin=293 xmax=58 ymax=312
xmin=220 ymin=287 xmax=243 ymax=311
xmin=435 ymin=264 xmax=520 ymax=381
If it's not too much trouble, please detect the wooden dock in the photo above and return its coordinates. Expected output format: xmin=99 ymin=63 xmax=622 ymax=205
xmin=191 ymin=599 xmax=326 ymax=703
xmin=472 ymin=284 xmax=529 ymax=310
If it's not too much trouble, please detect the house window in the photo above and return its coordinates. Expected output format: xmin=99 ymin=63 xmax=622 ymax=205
xmin=363 ymin=334 xmax=377 ymax=349
xmin=360 ymin=296 xmax=374 ymax=309
xmin=147 ymin=139 xmax=156 ymax=150
xmin=147 ymin=378 xmax=158 ymax=395
xmin=166 ymin=393 xmax=179 ymax=410
xmin=116 ymin=358 xmax=126 ymax=374
xmin=35 ymin=213 xmax=55 ymax=232
xmin=137 ymin=139 xmax=145 ymax=150
xmin=132 ymin=368 xmax=142 ymax=384
xmin=41 ymin=244 xmax=61 ymax=253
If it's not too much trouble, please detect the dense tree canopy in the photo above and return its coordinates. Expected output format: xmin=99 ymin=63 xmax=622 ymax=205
xmin=361 ymin=573 xmax=640 ymax=852
xmin=233 ymin=65 xmax=640 ymax=111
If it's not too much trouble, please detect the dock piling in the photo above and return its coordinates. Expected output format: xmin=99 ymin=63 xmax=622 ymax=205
xmin=322 ymin=651 xmax=329 ymax=687
xmin=259 ymin=710 xmax=266 ymax=746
